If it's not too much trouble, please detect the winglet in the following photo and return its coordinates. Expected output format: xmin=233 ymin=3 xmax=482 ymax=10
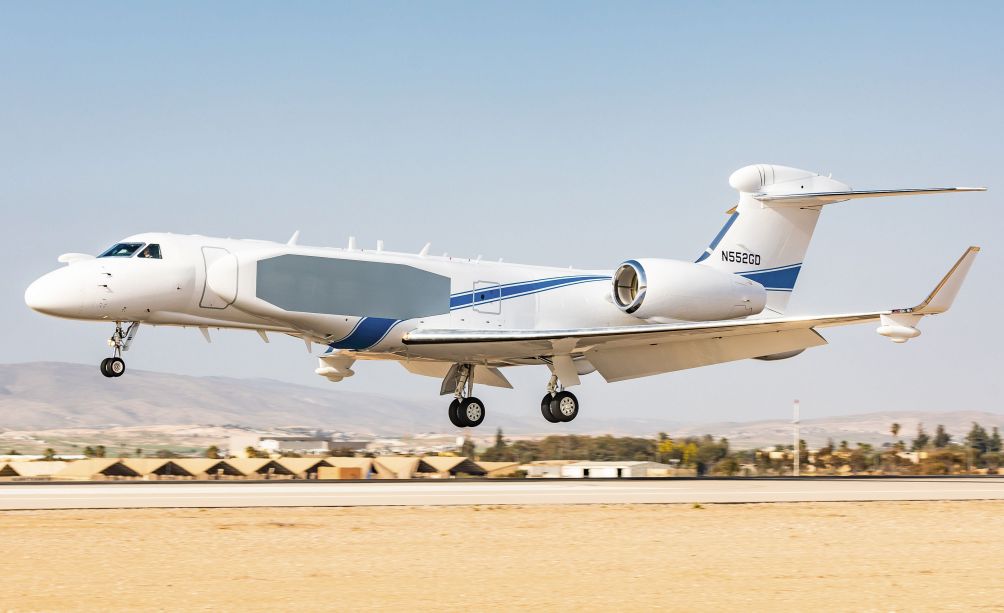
xmin=909 ymin=246 xmax=980 ymax=315
xmin=287 ymin=230 xmax=300 ymax=246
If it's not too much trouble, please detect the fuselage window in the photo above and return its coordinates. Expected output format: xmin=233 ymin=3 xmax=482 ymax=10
xmin=138 ymin=244 xmax=162 ymax=259
xmin=98 ymin=242 xmax=145 ymax=258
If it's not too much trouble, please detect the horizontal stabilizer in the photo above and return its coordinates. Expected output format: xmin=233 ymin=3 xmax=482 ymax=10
xmin=755 ymin=187 xmax=986 ymax=207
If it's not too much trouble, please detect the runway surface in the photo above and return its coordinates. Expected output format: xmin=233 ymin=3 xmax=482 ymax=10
xmin=2 ymin=477 xmax=1003 ymax=510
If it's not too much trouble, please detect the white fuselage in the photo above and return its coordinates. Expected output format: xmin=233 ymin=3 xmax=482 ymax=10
xmin=26 ymin=232 xmax=660 ymax=360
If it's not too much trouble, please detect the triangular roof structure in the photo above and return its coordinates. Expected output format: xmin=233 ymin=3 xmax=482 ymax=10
xmin=120 ymin=459 xmax=195 ymax=477
xmin=226 ymin=458 xmax=294 ymax=476
xmin=422 ymin=456 xmax=487 ymax=476
xmin=0 ymin=463 xmax=17 ymax=477
xmin=476 ymin=461 xmax=521 ymax=477
xmin=4 ymin=461 xmax=68 ymax=478
xmin=174 ymin=459 xmax=243 ymax=477
xmin=55 ymin=459 xmax=141 ymax=479
xmin=275 ymin=457 xmax=331 ymax=477
xmin=373 ymin=456 xmax=424 ymax=478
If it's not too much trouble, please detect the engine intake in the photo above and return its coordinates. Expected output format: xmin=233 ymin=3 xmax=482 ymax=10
xmin=612 ymin=258 xmax=766 ymax=322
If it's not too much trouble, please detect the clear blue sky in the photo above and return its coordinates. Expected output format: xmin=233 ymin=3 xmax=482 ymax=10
xmin=1 ymin=1 xmax=1000 ymax=424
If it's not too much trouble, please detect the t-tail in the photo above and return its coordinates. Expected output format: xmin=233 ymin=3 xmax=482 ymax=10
xmin=696 ymin=164 xmax=985 ymax=315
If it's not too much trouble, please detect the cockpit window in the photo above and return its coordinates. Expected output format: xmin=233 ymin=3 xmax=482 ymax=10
xmin=98 ymin=242 xmax=145 ymax=258
xmin=137 ymin=244 xmax=162 ymax=259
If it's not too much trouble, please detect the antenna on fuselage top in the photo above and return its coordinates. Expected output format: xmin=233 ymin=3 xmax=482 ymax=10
xmin=418 ymin=242 xmax=431 ymax=257
xmin=347 ymin=236 xmax=357 ymax=250
xmin=287 ymin=230 xmax=300 ymax=246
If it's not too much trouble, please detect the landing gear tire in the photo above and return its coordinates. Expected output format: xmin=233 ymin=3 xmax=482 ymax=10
xmin=459 ymin=397 xmax=486 ymax=428
xmin=100 ymin=358 xmax=113 ymax=378
xmin=106 ymin=357 xmax=125 ymax=377
xmin=448 ymin=399 xmax=465 ymax=428
xmin=541 ymin=394 xmax=560 ymax=423
xmin=549 ymin=391 xmax=579 ymax=423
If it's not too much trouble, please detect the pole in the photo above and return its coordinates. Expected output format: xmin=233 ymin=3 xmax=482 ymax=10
xmin=793 ymin=399 xmax=800 ymax=477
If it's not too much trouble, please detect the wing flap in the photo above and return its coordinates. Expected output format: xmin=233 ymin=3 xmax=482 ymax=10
xmin=587 ymin=328 xmax=827 ymax=382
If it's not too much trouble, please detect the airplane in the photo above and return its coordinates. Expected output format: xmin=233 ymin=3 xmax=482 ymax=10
xmin=24 ymin=164 xmax=984 ymax=428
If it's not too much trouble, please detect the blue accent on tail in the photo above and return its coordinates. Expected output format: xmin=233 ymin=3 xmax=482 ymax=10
xmin=739 ymin=263 xmax=801 ymax=292
xmin=696 ymin=212 xmax=739 ymax=263
xmin=328 ymin=317 xmax=400 ymax=350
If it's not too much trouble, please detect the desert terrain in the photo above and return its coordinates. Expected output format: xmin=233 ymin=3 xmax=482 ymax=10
xmin=2 ymin=501 xmax=1002 ymax=611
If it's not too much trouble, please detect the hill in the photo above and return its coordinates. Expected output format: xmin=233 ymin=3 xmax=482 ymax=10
xmin=0 ymin=362 xmax=999 ymax=446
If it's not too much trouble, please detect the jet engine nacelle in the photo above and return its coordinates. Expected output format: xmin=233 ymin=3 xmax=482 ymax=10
xmin=612 ymin=258 xmax=767 ymax=322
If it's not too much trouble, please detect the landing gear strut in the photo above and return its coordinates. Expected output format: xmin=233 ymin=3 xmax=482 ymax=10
xmin=540 ymin=374 xmax=579 ymax=423
xmin=447 ymin=364 xmax=486 ymax=428
xmin=100 ymin=321 xmax=138 ymax=378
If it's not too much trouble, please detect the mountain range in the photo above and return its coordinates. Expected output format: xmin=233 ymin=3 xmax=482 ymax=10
xmin=0 ymin=362 xmax=1000 ymax=446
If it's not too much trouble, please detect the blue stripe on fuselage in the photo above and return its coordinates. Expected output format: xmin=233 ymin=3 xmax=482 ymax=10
xmin=449 ymin=275 xmax=609 ymax=310
xmin=328 ymin=317 xmax=400 ymax=350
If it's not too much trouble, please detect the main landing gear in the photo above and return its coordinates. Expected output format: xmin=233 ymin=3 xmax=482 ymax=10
xmin=447 ymin=364 xmax=486 ymax=428
xmin=540 ymin=374 xmax=579 ymax=423
xmin=443 ymin=366 xmax=580 ymax=428
xmin=100 ymin=321 xmax=138 ymax=378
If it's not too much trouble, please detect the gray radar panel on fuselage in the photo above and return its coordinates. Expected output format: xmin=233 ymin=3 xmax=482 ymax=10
xmin=256 ymin=255 xmax=451 ymax=320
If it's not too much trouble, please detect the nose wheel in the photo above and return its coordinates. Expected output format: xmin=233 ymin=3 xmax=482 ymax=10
xmin=100 ymin=357 xmax=126 ymax=378
xmin=100 ymin=321 xmax=138 ymax=379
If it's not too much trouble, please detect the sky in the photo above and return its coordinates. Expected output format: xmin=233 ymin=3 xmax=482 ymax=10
xmin=1 ymin=1 xmax=1001 ymax=426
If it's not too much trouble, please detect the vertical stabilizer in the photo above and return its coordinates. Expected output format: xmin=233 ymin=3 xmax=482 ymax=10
xmin=697 ymin=164 xmax=849 ymax=314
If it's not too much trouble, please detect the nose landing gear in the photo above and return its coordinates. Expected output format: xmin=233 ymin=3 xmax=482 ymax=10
xmin=100 ymin=321 xmax=139 ymax=378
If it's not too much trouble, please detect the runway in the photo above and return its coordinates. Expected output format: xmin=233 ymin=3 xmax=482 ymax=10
xmin=2 ymin=477 xmax=1003 ymax=510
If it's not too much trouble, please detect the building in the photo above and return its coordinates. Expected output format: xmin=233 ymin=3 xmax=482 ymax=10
xmin=120 ymin=459 xmax=196 ymax=479
xmin=228 ymin=434 xmax=368 ymax=456
xmin=55 ymin=459 xmax=141 ymax=480
xmin=559 ymin=461 xmax=675 ymax=479
xmin=0 ymin=461 xmax=68 ymax=479
xmin=421 ymin=456 xmax=487 ymax=478
xmin=174 ymin=459 xmax=244 ymax=479
xmin=476 ymin=461 xmax=522 ymax=477
xmin=520 ymin=460 xmax=578 ymax=478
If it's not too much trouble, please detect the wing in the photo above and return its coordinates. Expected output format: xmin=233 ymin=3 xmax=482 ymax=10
xmin=403 ymin=247 xmax=979 ymax=383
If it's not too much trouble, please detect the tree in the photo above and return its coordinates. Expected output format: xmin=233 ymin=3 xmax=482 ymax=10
xmin=205 ymin=445 xmax=220 ymax=459
xmin=94 ymin=445 xmax=106 ymax=458
xmin=933 ymin=425 xmax=951 ymax=448
xmin=460 ymin=437 xmax=475 ymax=458
xmin=135 ymin=448 xmax=143 ymax=458
xmin=83 ymin=446 xmax=96 ymax=458
xmin=890 ymin=423 xmax=901 ymax=438
xmin=912 ymin=423 xmax=930 ymax=451
xmin=966 ymin=422 xmax=990 ymax=454
xmin=43 ymin=448 xmax=56 ymax=461
xmin=6 ymin=449 xmax=19 ymax=455
xmin=481 ymin=428 xmax=514 ymax=462
xmin=990 ymin=428 xmax=1002 ymax=453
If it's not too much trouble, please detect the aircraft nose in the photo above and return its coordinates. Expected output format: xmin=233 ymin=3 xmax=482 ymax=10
xmin=25 ymin=268 xmax=84 ymax=318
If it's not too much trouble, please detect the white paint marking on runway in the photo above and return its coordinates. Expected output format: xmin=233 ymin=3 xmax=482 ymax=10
xmin=2 ymin=478 xmax=1003 ymax=510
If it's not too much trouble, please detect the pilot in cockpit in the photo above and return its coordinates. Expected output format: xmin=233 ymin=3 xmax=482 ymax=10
xmin=137 ymin=244 xmax=162 ymax=259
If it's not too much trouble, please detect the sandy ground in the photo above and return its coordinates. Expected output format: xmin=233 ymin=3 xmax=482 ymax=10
xmin=1 ymin=502 xmax=1003 ymax=612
